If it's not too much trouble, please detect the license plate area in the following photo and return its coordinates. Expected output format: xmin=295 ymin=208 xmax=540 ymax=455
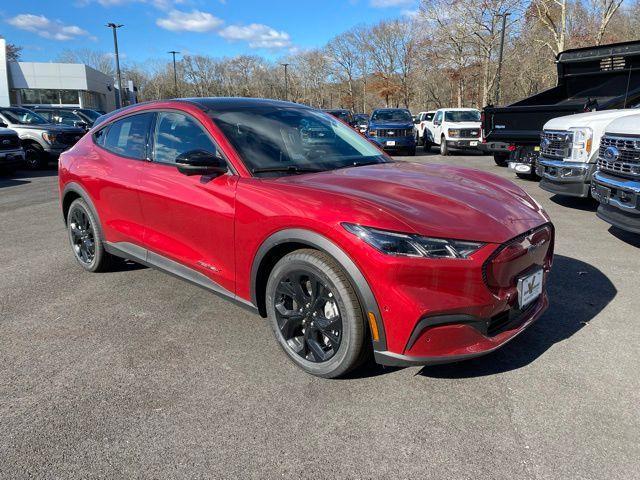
xmin=386 ymin=141 xmax=396 ymax=146
xmin=517 ymin=269 xmax=543 ymax=309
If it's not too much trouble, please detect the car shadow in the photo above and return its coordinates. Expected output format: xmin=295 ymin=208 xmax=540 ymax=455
xmin=348 ymin=254 xmax=615 ymax=380
xmin=0 ymin=177 xmax=30 ymax=188
xmin=549 ymin=194 xmax=598 ymax=212
xmin=608 ymin=226 xmax=640 ymax=248
xmin=417 ymin=254 xmax=615 ymax=379
xmin=110 ymin=258 xmax=148 ymax=272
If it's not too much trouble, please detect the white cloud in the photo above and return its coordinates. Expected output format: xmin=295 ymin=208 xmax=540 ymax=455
xmin=156 ymin=9 xmax=223 ymax=32
xmin=94 ymin=0 xmax=184 ymax=8
xmin=370 ymin=0 xmax=415 ymax=7
xmin=218 ymin=23 xmax=292 ymax=50
xmin=7 ymin=14 xmax=93 ymax=41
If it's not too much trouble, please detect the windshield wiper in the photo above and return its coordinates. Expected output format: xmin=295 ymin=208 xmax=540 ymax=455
xmin=252 ymin=166 xmax=324 ymax=174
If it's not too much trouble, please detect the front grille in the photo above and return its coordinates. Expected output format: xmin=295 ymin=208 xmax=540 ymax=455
xmin=597 ymin=135 xmax=640 ymax=177
xmin=57 ymin=132 xmax=83 ymax=146
xmin=376 ymin=128 xmax=412 ymax=137
xmin=540 ymin=130 xmax=573 ymax=159
xmin=0 ymin=135 xmax=20 ymax=150
xmin=486 ymin=299 xmax=538 ymax=337
xmin=457 ymin=128 xmax=480 ymax=138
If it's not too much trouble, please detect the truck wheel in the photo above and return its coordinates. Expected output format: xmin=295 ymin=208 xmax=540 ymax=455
xmin=493 ymin=153 xmax=509 ymax=167
xmin=440 ymin=136 xmax=449 ymax=156
xmin=24 ymin=143 xmax=45 ymax=170
xmin=423 ymin=138 xmax=432 ymax=151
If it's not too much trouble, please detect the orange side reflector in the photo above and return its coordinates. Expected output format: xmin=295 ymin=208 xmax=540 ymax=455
xmin=367 ymin=312 xmax=380 ymax=342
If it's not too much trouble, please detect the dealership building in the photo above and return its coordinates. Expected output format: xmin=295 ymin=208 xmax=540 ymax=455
xmin=0 ymin=39 xmax=117 ymax=112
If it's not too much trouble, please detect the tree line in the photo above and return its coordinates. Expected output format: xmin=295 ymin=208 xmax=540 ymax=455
xmin=32 ymin=0 xmax=640 ymax=112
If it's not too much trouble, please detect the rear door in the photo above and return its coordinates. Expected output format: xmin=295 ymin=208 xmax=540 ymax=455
xmin=137 ymin=110 xmax=238 ymax=295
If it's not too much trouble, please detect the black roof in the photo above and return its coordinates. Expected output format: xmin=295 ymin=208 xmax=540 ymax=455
xmin=182 ymin=97 xmax=310 ymax=111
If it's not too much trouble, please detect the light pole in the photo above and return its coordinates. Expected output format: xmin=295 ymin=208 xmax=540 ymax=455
xmin=495 ymin=12 xmax=510 ymax=106
xmin=106 ymin=23 xmax=124 ymax=109
xmin=281 ymin=63 xmax=289 ymax=101
xmin=168 ymin=50 xmax=180 ymax=98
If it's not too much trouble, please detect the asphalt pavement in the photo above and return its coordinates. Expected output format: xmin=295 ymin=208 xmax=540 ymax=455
xmin=0 ymin=151 xmax=638 ymax=479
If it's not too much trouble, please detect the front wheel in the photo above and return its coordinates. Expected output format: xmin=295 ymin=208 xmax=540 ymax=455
xmin=266 ymin=249 xmax=367 ymax=378
xmin=494 ymin=153 xmax=509 ymax=167
xmin=440 ymin=137 xmax=449 ymax=156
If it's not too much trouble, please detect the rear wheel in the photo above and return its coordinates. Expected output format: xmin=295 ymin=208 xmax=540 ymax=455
xmin=440 ymin=136 xmax=449 ymax=156
xmin=266 ymin=249 xmax=366 ymax=378
xmin=67 ymin=198 xmax=114 ymax=272
xmin=24 ymin=143 xmax=45 ymax=170
xmin=494 ymin=153 xmax=509 ymax=167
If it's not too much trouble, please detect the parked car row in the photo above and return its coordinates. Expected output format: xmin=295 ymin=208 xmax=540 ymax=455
xmin=0 ymin=105 xmax=101 ymax=172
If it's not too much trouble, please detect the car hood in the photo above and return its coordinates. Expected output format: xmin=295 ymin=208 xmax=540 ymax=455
xmin=7 ymin=123 xmax=84 ymax=133
xmin=544 ymin=109 xmax=640 ymax=130
xmin=446 ymin=121 xmax=481 ymax=129
xmin=369 ymin=122 xmax=414 ymax=129
xmin=281 ymin=162 xmax=548 ymax=243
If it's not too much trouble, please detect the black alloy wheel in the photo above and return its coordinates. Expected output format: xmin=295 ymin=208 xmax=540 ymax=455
xmin=266 ymin=249 xmax=367 ymax=378
xmin=66 ymin=198 xmax=113 ymax=272
xmin=274 ymin=269 xmax=343 ymax=363
xmin=24 ymin=143 xmax=45 ymax=170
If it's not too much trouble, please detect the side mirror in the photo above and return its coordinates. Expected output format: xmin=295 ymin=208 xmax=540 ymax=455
xmin=76 ymin=121 xmax=89 ymax=130
xmin=176 ymin=149 xmax=227 ymax=177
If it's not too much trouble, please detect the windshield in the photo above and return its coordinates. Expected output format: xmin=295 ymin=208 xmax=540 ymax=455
xmin=209 ymin=107 xmax=387 ymax=177
xmin=354 ymin=115 xmax=368 ymax=124
xmin=371 ymin=110 xmax=412 ymax=123
xmin=444 ymin=110 xmax=480 ymax=122
xmin=78 ymin=109 xmax=101 ymax=123
xmin=0 ymin=108 xmax=48 ymax=125
xmin=326 ymin=110 xmax=351 ymax=121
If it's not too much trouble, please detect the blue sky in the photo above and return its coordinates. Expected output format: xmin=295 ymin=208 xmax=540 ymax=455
xmin=2 ymin=0 xmax=419 ymax=64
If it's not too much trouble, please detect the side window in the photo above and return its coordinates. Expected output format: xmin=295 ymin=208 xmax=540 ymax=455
xmin=38 ymin=111 xmax=53 ymax=122
xmin=93 ymin=126 xmax=108 ymax=147
xmin=435 ymin=111 xmax=442 ymax=123
xmin=153 ymin=111 xmax=216 ymax=164
xmin=103 ymin=113 xmax=153 ymax=159
xmin=57 ymin=110 xmax=80 ymax=126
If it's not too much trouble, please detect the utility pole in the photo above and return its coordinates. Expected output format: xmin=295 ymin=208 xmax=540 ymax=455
xmin=168 ymin=50 xmax=180 ymax=98
xmin=281 ymin=63 xmax=289 ymax=101
xmin=106 ymin=23 xmax=124 ymax=109
xmin=495 ymin=12 xmax=510 ymax=106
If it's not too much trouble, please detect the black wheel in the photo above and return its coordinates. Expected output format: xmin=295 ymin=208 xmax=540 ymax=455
xmin=494 ymin=153 xmax=509 ymax=167
xmin=423 ymin=137 xmax=432 ymax=151
xmin=266 ymin=249 xmax=366 ymax=378
xmin=440 ymin=136 xmax=449 ymax=156
xmin=24 ymin=143 xmax=45 ymax=170
xmin=67 ymin=198 xmax=113 ymax=272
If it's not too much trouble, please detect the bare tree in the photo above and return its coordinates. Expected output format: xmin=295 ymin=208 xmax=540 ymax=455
xmin=57 ymin=49 xmax=115 ymax=76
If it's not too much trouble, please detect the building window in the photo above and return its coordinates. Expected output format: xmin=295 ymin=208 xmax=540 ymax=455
xmin=60 ymin=90 xmax=79 ymax=104
xmin=15 ymin=89 xmax=80 ymax=106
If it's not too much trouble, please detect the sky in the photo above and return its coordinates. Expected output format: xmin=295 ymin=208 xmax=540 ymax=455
xmin=1 ymin=0 xmax=419 ymax=64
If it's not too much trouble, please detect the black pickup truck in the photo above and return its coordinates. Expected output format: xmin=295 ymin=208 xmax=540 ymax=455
xmin=482 ymin=40 xmax=640 ymax=171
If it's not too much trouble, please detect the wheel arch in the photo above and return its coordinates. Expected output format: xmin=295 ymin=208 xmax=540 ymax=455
xmin=250 ymin=228 xmax=387 ymax=352
xmin=61 ymin=182 xmax=101 ymax=231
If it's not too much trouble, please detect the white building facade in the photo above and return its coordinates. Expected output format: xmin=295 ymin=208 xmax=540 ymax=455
xmin=0 ymin=39 xmax=116 ymax=112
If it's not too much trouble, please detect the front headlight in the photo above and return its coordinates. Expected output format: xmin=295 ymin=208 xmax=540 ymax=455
xmin=343 ymin=223 xmax=485 ymax=259
xmin=448 ymin=129 xmax=461 ymax=137
xmin=42 ymin=132 xmax=57 ymax=144
xmin=368 ymin=129 xmax=377 ymax=137
xmin=569 ymin=127 xmax=593 ymax=162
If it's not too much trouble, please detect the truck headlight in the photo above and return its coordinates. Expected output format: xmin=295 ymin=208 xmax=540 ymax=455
xmin=448 ymin=129 xmax=461 ymax=137
xmin=42 ymin=132 xmax=57 ymax=144
xmin=569 ymin=127 xmax=593 ymax=162
xmin=342 ymin=223 xmax=485 ymax=259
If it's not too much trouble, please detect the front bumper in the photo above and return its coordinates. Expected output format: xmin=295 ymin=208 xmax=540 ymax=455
xmin=446 ymin=139 xmax=481 ymax=149
xmin=369 ymin=136 xmax=416 ymax=150
xmin=537 ymin=158 xmax=595 ymax=197
xmin=374 ymin=293 xmax=548 ymax=366
xmin=0 ymin=148 xmax=26 ymax=168
xmin=592 ymin=171 xmax=640 ymax=234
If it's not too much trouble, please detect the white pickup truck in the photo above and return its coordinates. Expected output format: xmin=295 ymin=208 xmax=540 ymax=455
xmin=425 ymin=108 xmax=482 ymax=156
xmin=536 ymin=109 xmax=640 ymax=196
xmin=414 ymin=111 xmax=435 ymax=147
xmin=591 ymin=112 xmax=640 ymax=234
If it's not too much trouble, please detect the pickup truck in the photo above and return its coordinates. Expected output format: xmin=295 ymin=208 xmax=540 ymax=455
xmin=535 ymin=109 xmax=640 ymax=193
xmin=427 ymin=108 xmax=482 ymax=155
xmin=0 ymin=107 xmax=85 ymax=169
xmin=414 ymin=111 xmax=435 ymax=147
xmin=482 ymin=40 xmax=640 ymax=170
xmin=366 ymin=108 xmax=416 ymax=156
xmin=591 ymin=113 xmax=640 ymax=234
xmin=0 ymin=127 xmax=25 ymax=173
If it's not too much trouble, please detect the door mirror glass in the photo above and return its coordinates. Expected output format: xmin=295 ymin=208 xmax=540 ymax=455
xmin=175 ymin=149 xmax=227 ymax=177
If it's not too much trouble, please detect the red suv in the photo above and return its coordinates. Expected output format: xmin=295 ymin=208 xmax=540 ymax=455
xmin=59 ymin=98 xmax=554 ymax=378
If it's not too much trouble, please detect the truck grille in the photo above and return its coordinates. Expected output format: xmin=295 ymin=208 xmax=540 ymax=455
xmin=458 ymin=128 xmax=480 ymax=138
xmin=0 ymin=134 xmax=20 ymax=150
xmin=597 ymin=135 xmax=640 ymax=177
xmin=375 ymin=128 xmax=412 ymax=137
xmin=57 ymin=132 xmax=84 ymax=146
xmin=540 ymin=130 xmax=573 ymax=159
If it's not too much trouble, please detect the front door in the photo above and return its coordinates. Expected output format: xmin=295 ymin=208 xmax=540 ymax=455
xmin=137 ymin=110 xmax=238 ymax=295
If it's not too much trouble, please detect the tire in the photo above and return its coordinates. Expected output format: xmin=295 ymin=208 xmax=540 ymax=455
xmin=265 ymin=249 xmax=367 ymax=378
xmin=493 ymin=153 xmax=509 ymax=167
xmin=423 ymin=137 xmax=432 ymax=151
xmin=67 ymin=198 xmax=114 ymax=272
xmin=24 ymin=143 xmax=45 ymax=170
xmin=440 ymin=136 xmax=449 ymax=156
